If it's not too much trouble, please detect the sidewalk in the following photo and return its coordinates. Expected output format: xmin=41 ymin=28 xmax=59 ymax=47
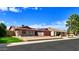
xmin=17 ymin=36 xmax=62 ymax=41
xmin=7 ymin=36 xmax=79 ymax=47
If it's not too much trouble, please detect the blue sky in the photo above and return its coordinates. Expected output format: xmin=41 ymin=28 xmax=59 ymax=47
xmin=0 ymin=7 xmax=79 ymax=30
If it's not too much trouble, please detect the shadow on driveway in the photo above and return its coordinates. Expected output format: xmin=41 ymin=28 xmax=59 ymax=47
xmin=7 ymin=38 xmax=79 ymax=51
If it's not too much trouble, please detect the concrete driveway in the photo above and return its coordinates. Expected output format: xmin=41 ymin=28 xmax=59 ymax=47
xmin=6 ymin=38 xmax=79 ymax=51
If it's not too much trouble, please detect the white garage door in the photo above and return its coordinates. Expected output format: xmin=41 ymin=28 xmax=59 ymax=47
xmin=38 ymin=32 xmax=44 ymax=36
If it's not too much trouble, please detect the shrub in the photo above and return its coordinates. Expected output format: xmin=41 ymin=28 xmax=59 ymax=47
xmin=6 ymin=30 xmax=15 ymax=37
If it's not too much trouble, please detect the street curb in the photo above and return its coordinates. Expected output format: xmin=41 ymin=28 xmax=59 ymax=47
xmin=7 ymin=37 xmax=79 ymax=47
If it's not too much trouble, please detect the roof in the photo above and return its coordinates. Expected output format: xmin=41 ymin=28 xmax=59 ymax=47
xmin=36 ymin=28 xmax=50 ymax=31
xmin=9 ymin=26 xmax=15 ymax=30
xmin=20 ymin=25 xmax=32 ymax=29
xmin=15 ymin=27 xmax=36 ymax=31
xmin=9 ymin=26 xmax=50 ymax=32
xmin=9 ymin=25 xmax=66 ymax=32
xmin=9 ymin=25 xmax=35 ymax=31
xmin=48 ymin=27 xmax=67 ymax=32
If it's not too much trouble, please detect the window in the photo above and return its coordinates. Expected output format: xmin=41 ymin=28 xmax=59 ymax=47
xmin=22 ymin=31 xmax=26 ymax=34
xmin=22 ymin=31 xmax=34 ymax=36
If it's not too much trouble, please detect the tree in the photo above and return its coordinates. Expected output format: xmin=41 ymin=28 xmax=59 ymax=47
xmin=0 ymin=23 xmax=7 ymax=37
xmin=0 ymin=23 xmax=7 ymax=29
xmin=66 ymin=14 xmax=79 ymax=35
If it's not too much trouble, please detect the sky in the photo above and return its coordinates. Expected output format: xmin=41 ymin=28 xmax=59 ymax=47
xmin=0 ymin=7 xmax=79 ymax=30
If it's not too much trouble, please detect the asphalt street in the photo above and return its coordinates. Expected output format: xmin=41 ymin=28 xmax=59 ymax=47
xmin=4 ymin=38 xmax=79 ymax=51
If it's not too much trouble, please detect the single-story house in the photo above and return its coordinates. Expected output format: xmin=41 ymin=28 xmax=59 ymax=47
xmin=9 ymin=25 xmax=51 ymax=36
xmin=9 ymin=25 xmax=67 ymax=37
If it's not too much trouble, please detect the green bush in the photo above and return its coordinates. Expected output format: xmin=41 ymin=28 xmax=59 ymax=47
xmin=6 ymin=31 xmax=15 ymax=37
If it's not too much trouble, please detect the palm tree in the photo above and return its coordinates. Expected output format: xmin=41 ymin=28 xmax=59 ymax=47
xmin=66 ymin=14 xmax=79 ymax=36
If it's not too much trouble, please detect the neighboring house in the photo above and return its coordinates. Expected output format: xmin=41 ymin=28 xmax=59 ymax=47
xmin=48 ymin=27 xmax=67 ymax=36
xmin=9 ymin=25 xmax=67 ymax=37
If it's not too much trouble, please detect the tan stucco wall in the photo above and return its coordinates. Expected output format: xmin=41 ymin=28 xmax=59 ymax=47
xmin=51 ymin=31 xmax=67 ymax=36
xmin=51 ymin=31 xmax=54 ymax=36
xmin=15 ymin=30 xmax=22 ymax=36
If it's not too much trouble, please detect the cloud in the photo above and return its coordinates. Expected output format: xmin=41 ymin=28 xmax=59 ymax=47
xmin=0 ymin=20 xmax=10 ymax=26
xmin=6 ymin=23 xmax=9 ymax=25
xmin=0 ymin=7 xmax=41 ymax=12
xmin=0 ymin=20 xmax=5 ymax=23
xmin=23 ymin=7 xmax=40 ymax=10
xmin=9 ymin=7 xmax=20 ymax=12
xmin=30 ymin=20 xmax=67 ymax=30
xmin=23 ymin=7 xmax=29 ymax=9
xmin=30 ymin=24 xmax=45 ymax=28
xmin=0 ymin=7 xmax=8 ymax=11
xmin=52 ymin=20 xmax=66 ymax=29
xmin=34 ymin=7 xmax=39 ymax=10
xmin=33 ymin=7 xmax=42 ymax=10
xmin=0 ymin=7 xmax=20 ymax=12
xmin=56 ymin=20 xmax=66 ymax=25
